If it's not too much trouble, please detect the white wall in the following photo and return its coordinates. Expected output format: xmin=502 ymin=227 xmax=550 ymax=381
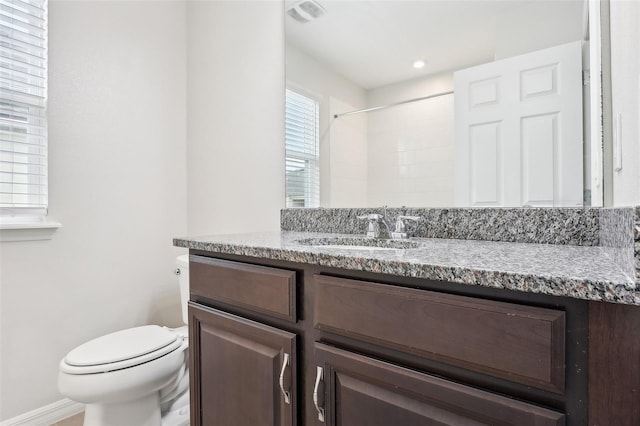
xmin=610 ymin=0 xmax=640 ymax=206
xmin=328 ymin=97 xmax=368 ymax=207
xmin=494 ymin=0 xmax=584 ymax=60
xmin=0 ymin=1 xmax=188 ymax=420
xmin=186 ymin=1 xmax=284 ymax=235
xmin=366 ymin=73 xmax=455 ymax=207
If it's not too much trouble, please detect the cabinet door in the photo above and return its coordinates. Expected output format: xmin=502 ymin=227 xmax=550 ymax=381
xmin=313 ymin=343 xmax=564 ymax=426
xmin=190 ymin=303 xmax=297 ymax=426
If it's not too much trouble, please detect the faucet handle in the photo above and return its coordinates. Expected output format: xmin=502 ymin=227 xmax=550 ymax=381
xmin=357 ymin=213 xmax=384 ymax=221
xmin=357 ymin=214 xmax=385 ymax=238
xmin=397 ymin=215 xmax=421 ymax=222
xmin=392 ymin=215 xmax=421 ymax=239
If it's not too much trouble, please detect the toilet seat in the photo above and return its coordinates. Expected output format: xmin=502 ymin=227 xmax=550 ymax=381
xmin=61 ymin=325 xmax=183 ymax=375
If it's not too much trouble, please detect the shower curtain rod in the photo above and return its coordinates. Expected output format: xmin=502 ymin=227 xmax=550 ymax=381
xmin=333 ymin=90 xmax=454 ymax=119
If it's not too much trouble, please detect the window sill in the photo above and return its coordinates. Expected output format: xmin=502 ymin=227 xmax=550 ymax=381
xmin=0 ymin=219 xmax=62 ymax=242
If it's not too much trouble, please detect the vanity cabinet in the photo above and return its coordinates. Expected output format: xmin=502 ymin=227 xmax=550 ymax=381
xmin=314 ymin=343 xmax=563 ymax=425
xmin=189 ymin=305 xmax=297 ymax=426
xmin=188 ymin=256 xmax=298 ymax=426
xmin=188 ymin=253 xmax=589 ymax=426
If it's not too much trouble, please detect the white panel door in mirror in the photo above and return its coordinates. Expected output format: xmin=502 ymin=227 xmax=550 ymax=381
xmin=454 ymin=41 xmax=583 ymax=207
xmin=470 ymin=122 xmax=501 ymax=205
xmin=522 ymin=113 xmax=557 ymax=205
xmin=520 ymin=65 xmax=557 ymax=99
xmin=469 ymin=78 xmax=500 ymax=108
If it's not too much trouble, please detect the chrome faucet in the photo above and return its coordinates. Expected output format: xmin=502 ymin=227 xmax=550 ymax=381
xmin=358 ymin=213 xmax=421 ymax=239
xmin=390 ymin=215 xmax=421 ymax=239
xmin=357 ymin=214 xmax=392 ymax=239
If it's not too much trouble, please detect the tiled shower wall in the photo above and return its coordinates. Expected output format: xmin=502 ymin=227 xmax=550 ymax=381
xmin=366 ymin=94 xmax=455 ymax=207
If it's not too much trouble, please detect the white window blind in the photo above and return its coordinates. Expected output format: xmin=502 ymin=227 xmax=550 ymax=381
xmin=0 ymin=0 xmax=48 ymax=216
xmin=285 ymin=89 xmax=319 ymax=208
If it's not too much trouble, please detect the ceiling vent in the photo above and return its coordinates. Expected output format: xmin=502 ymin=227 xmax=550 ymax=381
xmin=286 ymin=0 xmax=326 ymax=24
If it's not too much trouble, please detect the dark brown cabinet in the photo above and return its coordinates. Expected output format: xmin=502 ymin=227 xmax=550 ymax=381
xmin=313 ymin=275 xmax=566 ymax=393
xmin=189 ymin=303 xmax=297 ymax=426
xmin=313 ymin=343 xmax=564 ymax=426
xmin=188 ymin=253 xmax=598 ymax=426
xmin=190 ymin=256 xmax=297 ymax=322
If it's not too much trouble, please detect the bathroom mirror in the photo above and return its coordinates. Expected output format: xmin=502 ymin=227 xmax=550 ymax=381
xmin=285 ymin=0 xmax=606 ymax=208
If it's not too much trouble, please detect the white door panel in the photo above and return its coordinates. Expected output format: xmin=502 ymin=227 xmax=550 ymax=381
xmin=521 ymin=113 xmax=557 ymax=206
xmin=455 ymin=41 xmax=583 ymax=207
xmin=470 ymin=121 xmax=501 ymax=205
xmin=469 ymin=77 xmax=500 ymax=107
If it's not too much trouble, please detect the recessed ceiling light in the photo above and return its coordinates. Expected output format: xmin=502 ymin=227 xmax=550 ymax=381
xmin=413 ymin=60 xmax=426 ymax=69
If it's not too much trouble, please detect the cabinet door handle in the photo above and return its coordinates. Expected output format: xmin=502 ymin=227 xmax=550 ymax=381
xmin=313 ymin=366 xmax=325 ymax=422
xmin=279 ymin=353 xmax=291 ymax=405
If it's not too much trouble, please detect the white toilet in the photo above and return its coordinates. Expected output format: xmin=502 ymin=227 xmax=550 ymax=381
xmin=58 ymin=255 xmax=191 ymax=426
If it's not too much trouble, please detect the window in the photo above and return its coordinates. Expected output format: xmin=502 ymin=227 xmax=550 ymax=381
xmin=0 ymin=0 xmax=49 ymax=219
xmin=285 ymin=89 xmax=319 ymax=208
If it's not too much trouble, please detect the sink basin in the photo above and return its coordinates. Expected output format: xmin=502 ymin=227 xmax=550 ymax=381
xmin=296 ymin=237 xmax=422 ymax=251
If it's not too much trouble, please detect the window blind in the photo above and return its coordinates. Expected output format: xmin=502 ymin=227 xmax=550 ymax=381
xmin=285 ymin=89 xmax=319 ymax=208
xmin=0 ymin=0 xmax=48 ymax=216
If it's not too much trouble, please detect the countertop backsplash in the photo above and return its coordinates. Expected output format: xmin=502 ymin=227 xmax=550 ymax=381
xmin=282 ymin=206 xmax=640 ymax=287
xmin=599 ymin=207 xmax=638 ymax=285
xmin=281 ymin=207 xmax=602 ymax=245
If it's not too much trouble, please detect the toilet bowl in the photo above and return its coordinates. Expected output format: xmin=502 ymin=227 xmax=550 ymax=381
xmin=58 ymin=255 xmax=191 ymax=426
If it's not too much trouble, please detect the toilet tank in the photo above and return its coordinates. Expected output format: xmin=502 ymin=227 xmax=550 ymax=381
xmin=176 ymin=255 xmax=190 ymax=325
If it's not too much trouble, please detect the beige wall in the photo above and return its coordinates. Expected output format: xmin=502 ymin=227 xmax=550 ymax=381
xmin=186 ymin=0 xmax=284 ymax=235
xmin=0 ymin=1 xmax=188 ymax=419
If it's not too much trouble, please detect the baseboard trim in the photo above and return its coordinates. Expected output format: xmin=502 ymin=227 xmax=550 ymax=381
xmin=0 ymin=398 xmax=84 ymax=426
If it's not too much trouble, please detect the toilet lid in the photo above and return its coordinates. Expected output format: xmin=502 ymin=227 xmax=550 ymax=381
xmin=62 ymin=325 xmax=182 ymax=374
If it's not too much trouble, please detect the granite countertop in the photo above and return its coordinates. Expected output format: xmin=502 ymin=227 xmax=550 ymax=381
xmin=174 ymin=231 xmax=639 ymax=305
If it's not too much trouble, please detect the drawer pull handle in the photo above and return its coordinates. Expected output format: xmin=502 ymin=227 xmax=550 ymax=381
xmin=313 ymin=366 xmax=325 ymax=422
xmin=279 ymin=353 xmax=291 ymax=404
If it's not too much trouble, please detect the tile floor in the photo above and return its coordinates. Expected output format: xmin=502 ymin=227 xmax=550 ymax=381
xmin=51 ymin=412 xmax=84 ymax=426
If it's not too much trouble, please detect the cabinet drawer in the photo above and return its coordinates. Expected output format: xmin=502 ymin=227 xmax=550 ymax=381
xmin=190 ymin=255 xmax=297 ymax=322
xmin=314 ymin=343 xmax=564 ymax=426
xmin=314 ymin=275 xmax=565 ymax=393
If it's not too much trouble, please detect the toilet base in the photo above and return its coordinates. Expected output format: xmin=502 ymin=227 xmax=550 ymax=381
xmin=83 ymin=393 xmax=160 ymax=426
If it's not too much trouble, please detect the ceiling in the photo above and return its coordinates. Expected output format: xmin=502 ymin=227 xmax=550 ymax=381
xmin=285 ymin=0 xmax=585 ymax=89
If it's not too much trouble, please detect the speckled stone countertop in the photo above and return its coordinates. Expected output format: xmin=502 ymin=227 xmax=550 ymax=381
xmin=281 ymin=207 xmax=602 ymax=245
xmin=174 ymin=231 xmax=639 ymax=305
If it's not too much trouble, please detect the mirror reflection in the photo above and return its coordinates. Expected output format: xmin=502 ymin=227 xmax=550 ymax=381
xmin=285 ymin=0 xmax=602 ymax=208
